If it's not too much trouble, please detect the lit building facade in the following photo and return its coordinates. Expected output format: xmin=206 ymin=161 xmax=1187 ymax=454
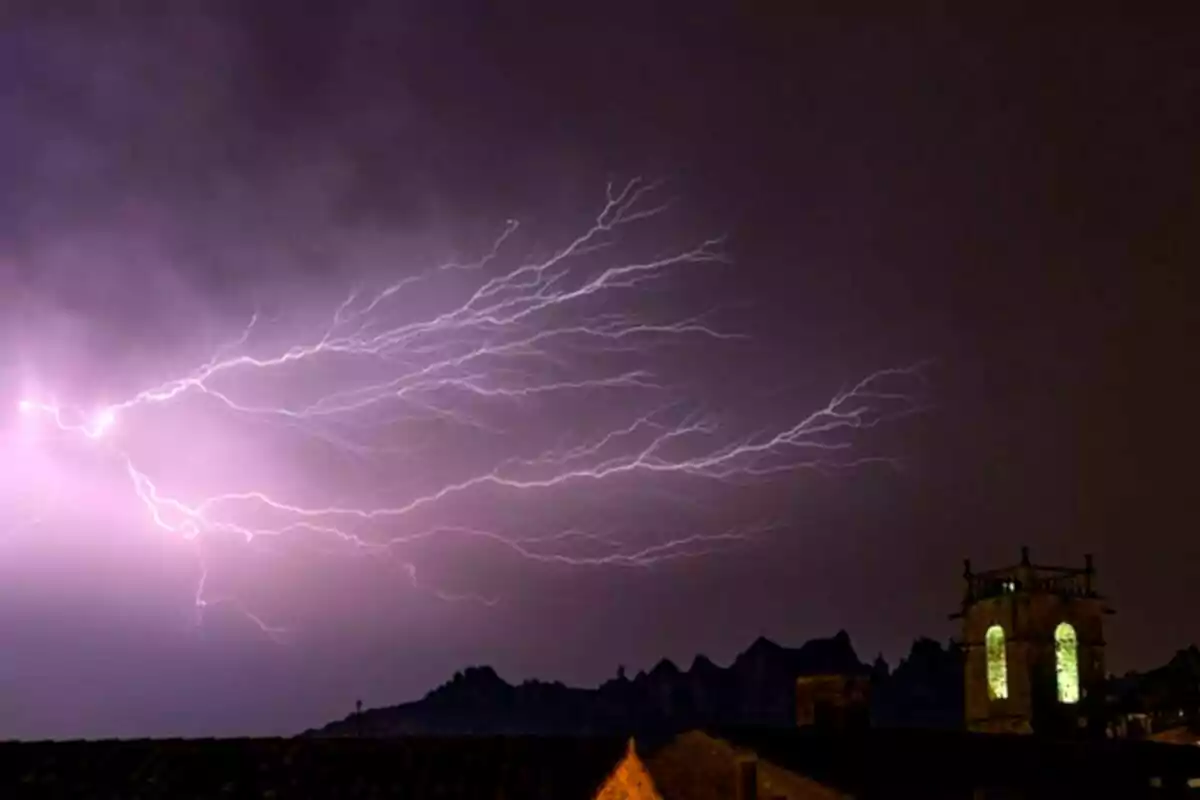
xmin=954 ymin=547 xmax=1112 ymax=735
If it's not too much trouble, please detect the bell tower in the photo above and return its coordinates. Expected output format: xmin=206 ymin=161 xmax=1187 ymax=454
xmin=953 ymin=547 xmax=1113 ymax=736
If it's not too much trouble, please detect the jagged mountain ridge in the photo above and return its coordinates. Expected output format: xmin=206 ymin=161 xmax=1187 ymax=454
xmin=308 ymin=634 xmax=1199 ymax=737
xmin=309 ymin=630 xmax=907 ymax=737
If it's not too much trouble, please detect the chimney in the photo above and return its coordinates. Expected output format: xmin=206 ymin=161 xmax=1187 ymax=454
xmin=736 ymin=754 xmax=758 ymax=800
xmin=1020 ymin=546 xmax=1030 ymax=565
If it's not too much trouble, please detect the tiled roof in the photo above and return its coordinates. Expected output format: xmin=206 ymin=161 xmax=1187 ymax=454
xmin=645 ymin=731 xmax=844 ymax=800
xmin=0 ymin=735 xmax=628 ymax=799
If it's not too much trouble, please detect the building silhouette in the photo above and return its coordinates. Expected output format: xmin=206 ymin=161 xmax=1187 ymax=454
xmin=953 ymin=547 xmax=1113 ymax=735
xmin=794 ymin=674 xmax=871 ymax=733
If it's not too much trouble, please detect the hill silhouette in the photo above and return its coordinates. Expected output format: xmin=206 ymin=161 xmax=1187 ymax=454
xmin=1110 ymin=645 xmax=1200 ymax=724
xmin=308 ymin=631 xmax=966 ymax=737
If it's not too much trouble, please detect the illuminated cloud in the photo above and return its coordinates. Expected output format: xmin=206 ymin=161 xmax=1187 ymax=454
xmin=8 ymin=180 xmax=927 ymax=638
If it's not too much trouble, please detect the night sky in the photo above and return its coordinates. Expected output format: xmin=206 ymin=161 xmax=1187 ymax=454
xmin=0 ymin=2 xmax=1196 ymax=739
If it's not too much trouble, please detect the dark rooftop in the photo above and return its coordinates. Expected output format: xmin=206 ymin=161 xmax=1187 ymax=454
xmin=715 ymin=726 xmax=1200 ymax=797
xmin=0 ymin=735 xmax=628 ymax=799
xmin=4 ymin=727 xmax=1200 ymax=798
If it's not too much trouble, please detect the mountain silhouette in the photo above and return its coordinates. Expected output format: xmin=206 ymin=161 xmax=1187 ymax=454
xmin=869 ymin=637 xmax=963 ymax=729
xmin=307 ymin=632 xmax=1200 ymax=738
xmin=1111 ymin=645 xmax=1200 ymax=718
xmin=309 ymin=630 xmax=886 ymax=737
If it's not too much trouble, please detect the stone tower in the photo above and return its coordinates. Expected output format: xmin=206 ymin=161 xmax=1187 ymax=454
xmin=953 ymin=547 xmax=1113 ymax=735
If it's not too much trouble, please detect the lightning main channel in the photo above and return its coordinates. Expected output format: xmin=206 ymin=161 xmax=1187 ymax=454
xmin=16 ymin=179 xmax=928 ymax=636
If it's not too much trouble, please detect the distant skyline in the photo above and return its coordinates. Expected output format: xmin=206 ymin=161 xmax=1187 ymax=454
xmin=1 ymin=3 xmax=1197 ymax=739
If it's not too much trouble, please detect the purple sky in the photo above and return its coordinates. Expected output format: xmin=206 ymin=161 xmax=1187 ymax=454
xmin=0 ymin=3 xmax=1196 ymax=739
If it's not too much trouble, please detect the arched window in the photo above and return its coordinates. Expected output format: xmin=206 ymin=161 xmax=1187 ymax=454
xmin=985 ymin=624 xmax=1008 ymax=700
xmin=1055 ymin=622 xmax=1080 ymax=704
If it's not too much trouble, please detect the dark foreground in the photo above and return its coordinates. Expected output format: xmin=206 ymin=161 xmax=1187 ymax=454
xmin=1 ymin=727 xmax=1199 ymax=798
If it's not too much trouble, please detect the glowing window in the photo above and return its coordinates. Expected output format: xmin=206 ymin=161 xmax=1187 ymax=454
xmin=985 ymin=624 xmax=1008 ymax=700
xmin=1055 ymin=622 xmax=1080 ymax=704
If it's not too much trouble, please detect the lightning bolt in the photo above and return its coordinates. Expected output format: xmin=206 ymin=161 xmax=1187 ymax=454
xmin=14 ymin=179 xmax=929 ymax=638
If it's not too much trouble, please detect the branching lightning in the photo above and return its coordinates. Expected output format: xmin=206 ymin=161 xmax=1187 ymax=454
xmin=11 ymin=179 xmax=928 ymax=639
